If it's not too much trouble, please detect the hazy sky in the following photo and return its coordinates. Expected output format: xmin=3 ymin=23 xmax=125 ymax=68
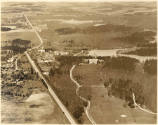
xmin=2 ymin=0 xmax=157 ymax=2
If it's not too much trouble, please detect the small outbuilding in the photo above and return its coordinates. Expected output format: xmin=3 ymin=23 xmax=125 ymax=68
xmin=88 ymin=59 xmax=98 ymax=64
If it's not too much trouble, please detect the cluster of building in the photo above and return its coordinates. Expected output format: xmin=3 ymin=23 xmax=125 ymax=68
xmin=1 ymin=53 xmax=34 ymax=98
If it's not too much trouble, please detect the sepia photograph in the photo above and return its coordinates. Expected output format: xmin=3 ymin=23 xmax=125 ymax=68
xmin=1 ymin=0 xmax=157 ymax=124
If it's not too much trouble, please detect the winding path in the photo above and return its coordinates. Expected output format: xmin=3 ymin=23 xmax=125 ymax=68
xmin=70 ymin=65 xmax=96 ymax=124
xmin=132 ymin=93 xmax=157 ymax=115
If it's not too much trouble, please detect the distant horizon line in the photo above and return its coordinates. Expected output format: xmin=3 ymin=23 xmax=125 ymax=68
xmin=2 ymin=0 xmax=157 ymax=2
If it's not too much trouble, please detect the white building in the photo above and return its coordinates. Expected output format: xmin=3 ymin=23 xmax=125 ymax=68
xmin=38 ymin=49 xmax=45 ymax=53
xmin=88 ymin=59 xmax=98 ymax=64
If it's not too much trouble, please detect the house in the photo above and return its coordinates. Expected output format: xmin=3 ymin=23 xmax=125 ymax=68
xmin=38 ymin=49 xmax=45 ymax=53
xmin=54 ymin=51 xmax=69 ymax=56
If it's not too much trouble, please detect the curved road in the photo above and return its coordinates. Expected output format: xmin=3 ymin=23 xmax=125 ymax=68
xmin=70 ymin=65 xmax=96 ymax=124
xmin=132 ymin=93 xmax=157 ymax=115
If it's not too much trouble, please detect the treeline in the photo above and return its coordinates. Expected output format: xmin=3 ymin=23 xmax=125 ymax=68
xmin=104 ymin=78 xmax=145 ymax=108
xmin=102 ymin=56 xmax=138 ymax=72
xmin=2 ymin=39 xmax=31 ymax=54
xmin=143 ymin=59 xmax=157 ymax=75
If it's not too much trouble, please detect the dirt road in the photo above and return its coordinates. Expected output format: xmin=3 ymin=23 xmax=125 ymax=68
xmin=24 ymin=14 xmax=77 ymax=124
xmin=70 ymin=65 xmax=96 ymax=124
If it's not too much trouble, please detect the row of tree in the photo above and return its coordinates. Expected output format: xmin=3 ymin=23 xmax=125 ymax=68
xmin=2 ymin=39 xmax=31 ymax=54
